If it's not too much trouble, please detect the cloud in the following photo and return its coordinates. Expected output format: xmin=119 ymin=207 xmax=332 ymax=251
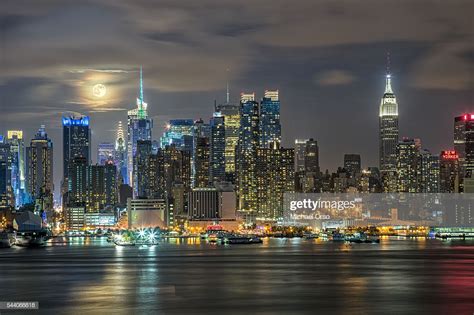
xmin=410 ymin=41 xmax=474 ymax=90
xmin=317 ymin=70 xmax=356 ymax=86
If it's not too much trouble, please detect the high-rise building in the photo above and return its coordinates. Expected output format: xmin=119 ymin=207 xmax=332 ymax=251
xmin=256 ymin=141 xmax=294 ymax=220
xmin=147 ymin=150 xmax=165 ymax=199
xmin=304 ymin=138 xmax=320 ymax=174
xmin=344 ymin=154 xmax=361 ymax=175
xmin=396 ymin=138 xmax=418 ymax=192
xmin=97 ymin=142 xmax=115 ymax=166
xmin=146 ymin=145 xmax=191 ymax=200
xmin=65 ymin=156 xmax=117 ymax=214
xmin=417 ymin=149 xmax=440 ymax=193
xmin=134 ymin=140 xmax=152 ymax=198
xmin=0 ymin=137 xmax=13 ymax=208
xmin=115 ymin=121 xmax=127 ymax=183
xmin=439 ymin=150 xmax=460 ymax=193
xmin=62 ymin=115 xmax=91 ymax=181
xmin=454 ymin=114 xmax=474 ymax=191
xmin=259 ymin=90 xmax=281 ymax=148
xmin=104 ymin=161 xmax=118 ymax=208
xmin=294 ymin=139 xmax=308 ymax=173
xmin=26 ymin=126 xmax=54 ymax=212
xmin=65 ymin=156 xmax=88 ymax=208
xmin=193 ymin=136 xmax=210 ymax=188
xmin=236 ymin=92 xmax=259 ymax=216
xmin=210 ymin=112 xmax=226 ymax=184
xmin=127 ymin=67 xmax=153 ymax=194
xmin=6 ymin=131 xmax=26 ymax=207
xmin=215 ymin=103 xmax=240 ymax=182
xmin=379 ymin=70 xmax=399 ymax=187
xmin=160 ymin=119 xmax=194 ymax=152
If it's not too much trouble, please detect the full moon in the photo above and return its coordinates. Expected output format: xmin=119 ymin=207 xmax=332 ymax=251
xmin=92 ymin=84 xmax=106 ymax=98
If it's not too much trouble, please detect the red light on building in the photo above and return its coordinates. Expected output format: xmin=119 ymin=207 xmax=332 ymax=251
xmin=461 ymin=114 xmax=474 ymax=121
xmin=441 ymin=150 xmax=458 ymax=160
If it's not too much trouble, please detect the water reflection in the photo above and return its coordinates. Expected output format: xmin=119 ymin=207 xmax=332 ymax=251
xmin=0 ymin=237 xmax=472 ymax=314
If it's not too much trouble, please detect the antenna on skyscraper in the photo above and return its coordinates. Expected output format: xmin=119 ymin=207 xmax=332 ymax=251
xmin=386 ymin=51 xmax=391 ymax=76
xmin=226 ymin=67 xmax=230 ymax=104
xmin=139 ymin=65 xmax=144 ymax=102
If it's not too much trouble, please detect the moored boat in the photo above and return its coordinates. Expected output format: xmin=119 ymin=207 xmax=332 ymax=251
xmin=0 ymin=231 xmax=14 ymax=248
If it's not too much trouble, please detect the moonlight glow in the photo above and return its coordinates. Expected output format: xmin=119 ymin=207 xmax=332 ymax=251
xmin=92 ymin=84 xmax=107 ymax=98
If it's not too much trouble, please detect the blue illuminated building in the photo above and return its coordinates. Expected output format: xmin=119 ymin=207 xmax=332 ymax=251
xmin=160 ymin=119 xmax=194 ymax=152
xmin=127 ymin=67 xmax=153 ymax=194
xmin=259 ymin=90 xmax=281 ymax=148
xmin=63 ymin=114 xmax=91 ymax=181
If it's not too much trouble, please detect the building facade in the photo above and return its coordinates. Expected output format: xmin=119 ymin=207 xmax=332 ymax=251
xmin=379 ymin=73 xmax=399 ymax=190
xmin=26 ymin=126 xmax=54 ymax=212
xmin=62 ymin=115 xmax=90 ymax=181
xmin=454 ymin=114 xmax=474 ymax=191
xmin=127 ymin=68 xmax=153 ymax=194
xmin=255 ymin=142 xmax=295 ymax=220
xmin=210 ymin=113 xmax=226 ymax=184
xmin=259 ymin=90 xmax=281 ymax=148
xmin=236 ymin=93 xmax=259 ymax=216
xmin=7 ymin=130 xmax=26 ymax=207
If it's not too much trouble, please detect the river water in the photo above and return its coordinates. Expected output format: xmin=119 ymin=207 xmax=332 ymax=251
xmin=0 ymin=237 xmax=473 ymax=314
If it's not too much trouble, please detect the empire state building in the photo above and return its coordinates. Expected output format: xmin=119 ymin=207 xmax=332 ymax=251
xmin=379 ymin=71 xmax=399 ymax=180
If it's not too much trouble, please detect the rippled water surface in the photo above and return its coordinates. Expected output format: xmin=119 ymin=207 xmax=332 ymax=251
xmin=1 ymin=237 xmax=473 ymax=314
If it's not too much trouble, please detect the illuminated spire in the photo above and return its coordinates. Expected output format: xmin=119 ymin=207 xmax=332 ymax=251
xmin=380 ymin=53 xmax=398 ymax=117
xmin=116 ymin=121 xmax=125 ymax=150
xmin=140 ymin=66 xmax=144 ymax=103
xmin=385 ymin=52 xmax=393 ymax=94
xmin=136 ymin=66 xmax=148 ymax=119
xmin=226 ymin=81 xmax=230 ymax=104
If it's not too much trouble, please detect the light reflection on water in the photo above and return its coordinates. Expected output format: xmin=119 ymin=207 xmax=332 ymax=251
xmin=0 ymin=237 xmax=473 ymax=314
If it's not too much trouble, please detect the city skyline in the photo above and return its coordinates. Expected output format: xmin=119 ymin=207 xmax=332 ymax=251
xmin=1 ymin=1 xmax=472 ymax=191
xmin=1 ymin=3 xmax=473 ymax=314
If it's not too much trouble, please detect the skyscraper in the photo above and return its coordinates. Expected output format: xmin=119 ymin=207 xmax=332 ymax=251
xmin=127 ymin=67 xmax=153 ymax=194
xmin=65 ymin=156 xmax=117 ymax=213
xmin=259 ymin=90 xmax=281 ymax=148
xmin=439 ymin=150 xmax=460 ymax=193
xmin=304 ymin=138 xmax=320 ymax=174
xmin=454 ymin=114 xmax=474 ymax=191
xmin=236 ymin=92 xmax=259 ymax=216
xmin=26 ymin=126 xmax=54 ymax=212
xmin=97 ymin=142 xmax=115 ymax=166
xmin=0 ymin=137 xmax=13 ymax=208
xmin=215 ymin=103 xmax=240 ymax=182
xmin=379 ymin=68 xmax=399 ymax=189
xmin=115 ymin=121 xmax=127 ymax=183
xmin=210 ymin=112 xmax=226 ymax=184
xmin=134 ymin=140 xmax=152 ymax=198
xmin=294 ymin=139 xmax=308 ymax=173
xmin=256 ymin=141 xmax=294 ymax=220
xmin=62 ymin=115 xmax=91 ymax=181
xmin=7 ymin=130 xmax=26 ymax=207
xmin=417 ymin=149 xmax=440 ymax=193
xmin=160 ymin=119 xmax=194 ymax=152
xmin=396 ymin=138 xmax=418 ymax=193
xmin=344 ymin=154 xmax=361 ymax=175
xmin=193 ymin=136 xmax=210 ymax=188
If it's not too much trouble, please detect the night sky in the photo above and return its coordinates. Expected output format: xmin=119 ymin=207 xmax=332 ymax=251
xmin=1 ymin=1 xmax=473 ymax=196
